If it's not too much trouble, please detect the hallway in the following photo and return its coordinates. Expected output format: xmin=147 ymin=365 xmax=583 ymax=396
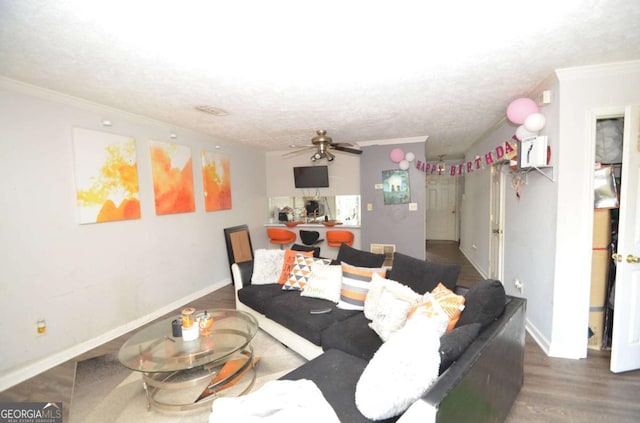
xmin=426 ymin=240 xmax=484 ymax=288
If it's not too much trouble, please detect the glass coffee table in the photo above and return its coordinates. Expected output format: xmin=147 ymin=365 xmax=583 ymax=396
xmin=118 ymin=309 xmax=259 ymax=413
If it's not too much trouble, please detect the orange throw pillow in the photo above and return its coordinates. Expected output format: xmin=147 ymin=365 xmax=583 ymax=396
xmin=408 ymin=282 xmax=465 ymax=332
xmin=277 ymin=249 xmax=313 ymax=284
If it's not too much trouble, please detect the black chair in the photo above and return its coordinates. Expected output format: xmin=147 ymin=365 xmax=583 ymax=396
xmin=299 ymin=230 xmax=324 ymax=246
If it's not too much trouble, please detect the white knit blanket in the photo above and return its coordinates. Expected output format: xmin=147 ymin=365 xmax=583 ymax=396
xmin=208 ymin=379 xmax=339 ymax=423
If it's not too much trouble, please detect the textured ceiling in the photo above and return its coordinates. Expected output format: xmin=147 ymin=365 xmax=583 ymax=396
xmin=1 ymin=1 xmax=639 ymax=159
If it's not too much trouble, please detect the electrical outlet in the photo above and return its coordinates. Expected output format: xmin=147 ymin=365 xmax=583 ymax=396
xmin=36 ymin=319 xmax=46 ymax=336
xmin=514 ymin=279 xmax=524 ymax=293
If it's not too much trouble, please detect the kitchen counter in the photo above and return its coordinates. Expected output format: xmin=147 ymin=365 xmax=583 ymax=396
xmin=264 ymin=223 xmax=361 ymax=258
xmin=264 ymin=222 xmax=360 ymax=229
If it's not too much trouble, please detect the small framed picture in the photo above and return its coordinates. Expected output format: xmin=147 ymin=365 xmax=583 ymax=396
xmin=518 ymin=136 xmax=548 ymax=169
xmin=382 ymin=169 xmax=410 ymax=205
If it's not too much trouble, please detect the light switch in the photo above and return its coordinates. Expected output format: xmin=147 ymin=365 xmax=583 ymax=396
xmin=367 ymin=203 xmax=373 ymax=211
xmin=374 ymin=184 xmax=383 ymax=190
xmin=409 ymin=203 xmax=418 ymax=211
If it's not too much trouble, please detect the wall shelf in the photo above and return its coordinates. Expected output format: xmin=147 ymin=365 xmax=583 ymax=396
xmin=513 ymin=165 xmax=555 ymax=183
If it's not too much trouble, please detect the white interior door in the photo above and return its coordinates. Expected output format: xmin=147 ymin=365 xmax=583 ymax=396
xmin=611 ymin=104 xmax=640 ymax=373
xmin=489 ymin=164 xmax=505 ymax=281
xmin=426 ymin=174 xmax=458 ymax=241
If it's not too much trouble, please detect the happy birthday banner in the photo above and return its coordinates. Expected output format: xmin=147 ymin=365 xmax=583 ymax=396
xmin=416 ymin=137 xmax=518 ymax=176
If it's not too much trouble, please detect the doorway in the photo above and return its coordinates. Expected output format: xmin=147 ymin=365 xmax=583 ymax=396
xmin=489 ymin=163 xmax=506 ymax=281
xmin=590 ymin=116 xmax=623 ymax=352
xmin=425 ymin=173 xmax=459 ymax=241
xmin=590 ymin=106 xmax=640 ymax=373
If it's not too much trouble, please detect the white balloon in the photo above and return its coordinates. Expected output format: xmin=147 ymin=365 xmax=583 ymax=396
xmin=405 ymin=152 xmax=415 ymax=162
xmin=516 ymin=125 xmax=537 ymax=141
xmin=399 ymin=159 xmax=410 ymax=170
xmin=524 ymin=112 xmax=546 ymax=132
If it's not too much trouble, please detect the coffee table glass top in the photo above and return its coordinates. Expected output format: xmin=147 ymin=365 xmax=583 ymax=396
xmin=118 ymin=309 xmax=258 ymax=373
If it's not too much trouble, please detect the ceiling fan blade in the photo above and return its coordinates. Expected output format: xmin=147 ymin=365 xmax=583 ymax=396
xmin=282 ymin=146 xmax=315 ymax=157
xmin=331 ymin=142 xmax=355 ymax=147
xmin=331 ymin=145 xmax=362 ymax=155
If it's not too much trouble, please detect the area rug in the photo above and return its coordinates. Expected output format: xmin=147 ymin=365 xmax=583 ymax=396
xmin=69 ymin=330 xmax=306 ymax=423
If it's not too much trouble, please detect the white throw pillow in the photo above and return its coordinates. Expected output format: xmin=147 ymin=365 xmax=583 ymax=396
xmin=355 ymin=313 xmax=442 ymax=420
xmin=301 ymin=265 xmax=343 ymax=303
xmin=364 ymin=273 xmax=420 ymax=320
xmin=251 ymin=249 xmax=285 ymax=285
xmin=368 ymin=289 xmax=414 ymax=341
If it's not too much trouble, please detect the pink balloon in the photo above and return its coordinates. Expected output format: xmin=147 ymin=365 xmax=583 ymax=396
xmin=390 ymin=148 xmax=405 ymax=163
xmin=506 ymin=98 xmax=539 ymax=125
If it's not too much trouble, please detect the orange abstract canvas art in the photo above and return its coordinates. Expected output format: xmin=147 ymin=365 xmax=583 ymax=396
xmin=149 ymin=141 xmax=195 ymax=215
xmin=201 ymin=151 xmax=232 ymax=212
xmin=72 ymin=128 xmax=141 ymax=224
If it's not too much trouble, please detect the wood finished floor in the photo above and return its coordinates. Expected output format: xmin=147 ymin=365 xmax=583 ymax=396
xmin=426 ymin=240 xmax=484 ymax=288
xmin=2 ymin=242 xmax=639 ymax=422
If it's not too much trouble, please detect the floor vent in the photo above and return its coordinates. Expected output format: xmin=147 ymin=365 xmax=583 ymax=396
xmin=370 ymin=244 xmax=396 ymax=268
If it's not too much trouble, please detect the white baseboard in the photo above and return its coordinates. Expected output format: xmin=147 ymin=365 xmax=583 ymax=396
xmin=458 ymin=246 xmax=488 ymax=279
xmin=526 ymin=314 xmax=587 ymax=359
xmin=0 ymin=279 xmax=229 ymax=392
xmin=525 ymin=319 xmax=551 ymax=356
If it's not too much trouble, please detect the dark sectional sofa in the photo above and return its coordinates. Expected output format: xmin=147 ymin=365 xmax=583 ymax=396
xmin=231 ymin=244 xmax=526 ymax=422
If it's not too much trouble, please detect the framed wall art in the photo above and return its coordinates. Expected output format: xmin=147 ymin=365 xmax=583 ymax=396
xmin=72 ymin=128 xmax=141 ymax=224
xmin=202 ymin=151 xmax=232 ymax=211
xmin=382 ymin=169 xmax=410 ymax=205
xmin=149 ymin=140 xmax=195 ymax=215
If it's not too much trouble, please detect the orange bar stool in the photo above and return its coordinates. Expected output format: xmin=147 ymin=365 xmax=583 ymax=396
xmin=267 ymin=228 xmax=297 ymax=249
xmin=326 ymin=230 xmax=354 ymax=247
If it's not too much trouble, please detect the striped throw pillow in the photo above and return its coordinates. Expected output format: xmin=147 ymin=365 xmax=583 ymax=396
xmin=337 ymin=263 xmax=386 ymax=310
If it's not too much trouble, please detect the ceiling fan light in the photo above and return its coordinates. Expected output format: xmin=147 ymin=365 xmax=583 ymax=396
xmin=327 ymin=151 xmax=335 ymax=161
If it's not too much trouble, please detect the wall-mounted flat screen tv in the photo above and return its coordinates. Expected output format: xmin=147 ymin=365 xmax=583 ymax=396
xmin=293 ymin=165 xmax=329 ymax=188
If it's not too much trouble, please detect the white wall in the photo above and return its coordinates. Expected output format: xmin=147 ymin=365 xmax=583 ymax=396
xmin=0 ymin=79 xmax=268 ymax=389
xmin=504 ymin=75 xmax=559 ymax=353
xmin=266 ymin=150 xmax=361 ymax=198
xmin=461 ymin=102 xmax=559 ymax=316
xmin=458 ymin=152 xmax=491 ymax=276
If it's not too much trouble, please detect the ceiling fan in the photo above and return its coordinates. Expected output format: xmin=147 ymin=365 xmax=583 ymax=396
xmin=285 ymin=130 xmax=362 ymax=162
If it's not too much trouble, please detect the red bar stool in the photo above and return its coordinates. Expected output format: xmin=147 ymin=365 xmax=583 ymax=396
xmin=267 ymin=228 xmax=296 ymax=249
xmin=326 ymin=230 xmax=354 ymax=247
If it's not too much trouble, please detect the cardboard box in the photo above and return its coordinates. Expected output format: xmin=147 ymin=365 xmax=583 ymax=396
xmin=588 ymin=309 xmax=605 ymax=350
xmin=590 ymin=249 xmax=610 ymax=307
xmin=593 ymin=209 xmax=611 ymax=248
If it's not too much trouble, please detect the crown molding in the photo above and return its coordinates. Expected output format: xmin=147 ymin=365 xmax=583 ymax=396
xmin=357 ymin=135 xmax=428 ymax=147
xmin=556 ymin=60 xmax=640 ymax=81
xmin=0 ymin=75 xmax=177 ymax=130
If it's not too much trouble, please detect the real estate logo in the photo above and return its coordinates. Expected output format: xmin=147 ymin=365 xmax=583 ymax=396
xmin=0 ymin=402 xmax=62 ymax=423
